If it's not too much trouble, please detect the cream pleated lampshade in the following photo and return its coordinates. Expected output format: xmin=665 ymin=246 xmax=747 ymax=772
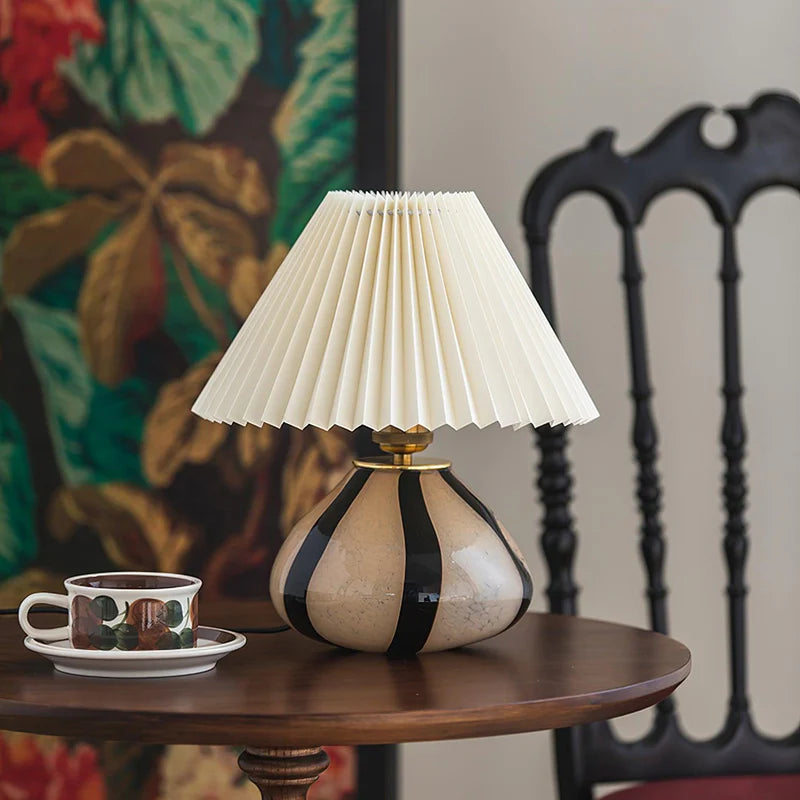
xmin=192 ymin=191 xmax=597 ymax=431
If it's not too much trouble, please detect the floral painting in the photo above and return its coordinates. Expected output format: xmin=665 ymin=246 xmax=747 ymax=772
xmin=0 ymin=735 xmax=355 ymax=799
xmin=0 ymin=0 xmax=369 ymax=796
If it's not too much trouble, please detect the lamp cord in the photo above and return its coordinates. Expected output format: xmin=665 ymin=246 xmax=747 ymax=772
xmin=0 ymin=607 xmax=289 ymax=635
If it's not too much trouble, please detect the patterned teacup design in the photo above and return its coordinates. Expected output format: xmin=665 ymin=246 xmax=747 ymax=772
xmin=19 ymin=572 xmax=201 ymax=651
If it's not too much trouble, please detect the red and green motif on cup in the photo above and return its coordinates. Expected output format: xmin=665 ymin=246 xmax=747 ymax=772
xmin=18 ymin=572 xmax=202 ymax=650
xmin=71 ymin=593 xmax=198 ymax=651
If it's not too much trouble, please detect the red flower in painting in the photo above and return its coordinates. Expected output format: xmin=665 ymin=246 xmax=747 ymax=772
xmin=0 ymin=733 xmax=106 ymax=799
xmin=0 ymin=0 xmax=103 ymax=164
xmin=309 ymin=746 xmax=356 ymax=800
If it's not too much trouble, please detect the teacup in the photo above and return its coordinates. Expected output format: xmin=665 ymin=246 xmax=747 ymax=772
xmin=19 ymin=572 xmax=201 ymax=651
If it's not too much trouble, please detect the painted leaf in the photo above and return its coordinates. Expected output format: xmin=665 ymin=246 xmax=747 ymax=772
xmin=98 ymin=742 xmax=164 ymax=800
xmin=2 ymin=196 xmax=125 ymax=296
xmin=262 ymin=241 xmax=289 ymax=285
xmin=312 ymin=426 xmax=351 ymax=465
xmin=78 ymin=206 xmax=165 ymax=386
xmin=271 ymin=0 xmax=356 ymax=245
xmin=161 ymin=599 xmax=184 ymax=627
xmin=142 ymin=354 xmax=228 ymax=487
xmin=159 ymin=143 xmax=270 ymax=215
xmin=8 ymin=297 xmax=95 ymax=486
xmin=162 ymin=248 xmax=235 ymax=364
xmin=30 ymin=261 xmax=87 ymax=313
xmin=0 ymin=155 xmax=70 ymax=241
xmin=159 ymin=192 xmax=257 ymax=285
xmin=255 ymin=0 xmax=316 ymax=90
xmin=280 ymin=427 xmax=351 ymax=536
xmin=228 ymin=243 xmax=287 ymax=319
xmin=83 ymin=377 xmax=153 ymax=486
xmin=227 ymin=255 xmax=263 ymax=320
xmin=228 ymin=255 xmax=262 ymax=320
xmin=40 ymin=129 xmax=150 ymax=191
xmin=48 ymin=483 xmax=195 ymax=572
xmin=237 ymin=423 xmax=278 ymax=470
xmin=281 ymin=0 xmax=315 ymax=13
xmin=89 ymin=595 xmax=119 ymax=621
xmin=0 ymin=568 xmax=65 ymax=607
xmin=0 ymin=400 xmax=37 ymax=579
xmin=61 ymin=0 xmax=261 ymax=135
xmin=89 ymin=624 xmax=117 ymax=649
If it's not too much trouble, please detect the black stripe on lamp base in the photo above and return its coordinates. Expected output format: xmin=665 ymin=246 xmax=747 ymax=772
xmin=272 ymin=464 xmax=533 ymax=656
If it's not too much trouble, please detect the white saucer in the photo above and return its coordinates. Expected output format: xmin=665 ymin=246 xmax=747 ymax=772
xmin=24 ymin=626 xmax=246 ymax=678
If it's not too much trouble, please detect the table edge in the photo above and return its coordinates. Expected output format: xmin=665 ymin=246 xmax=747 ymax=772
xmin=0 ymin=652 xmax=690 ymax=746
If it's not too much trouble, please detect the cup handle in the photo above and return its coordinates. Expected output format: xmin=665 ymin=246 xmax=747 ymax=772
xmin=18 ymin=593 xmax=70 ymax=642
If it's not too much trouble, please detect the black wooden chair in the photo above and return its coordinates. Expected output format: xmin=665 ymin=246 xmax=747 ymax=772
xmin=523 ymin=91 xmax=800 ymax=800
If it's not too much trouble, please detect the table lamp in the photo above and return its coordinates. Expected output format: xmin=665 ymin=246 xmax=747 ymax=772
xmin=192 ymin=191 xmax=597 ymax=655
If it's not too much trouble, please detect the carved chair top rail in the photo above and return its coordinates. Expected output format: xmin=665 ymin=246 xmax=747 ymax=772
xmin=523 ymin=92 xmax=800 ymax=237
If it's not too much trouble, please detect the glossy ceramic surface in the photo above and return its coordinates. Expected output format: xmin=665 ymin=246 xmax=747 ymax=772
xmin=19 ymin=571 xmax=201 ymax=651
xmin=270 ymin=466 xmax=533 ymax=654
xmin=24 ymin=626 xmax=245 ymax=678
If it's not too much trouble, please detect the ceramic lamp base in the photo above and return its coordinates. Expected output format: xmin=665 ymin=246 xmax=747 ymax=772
xmin=269 ymin=459 xmax=532 ymax=655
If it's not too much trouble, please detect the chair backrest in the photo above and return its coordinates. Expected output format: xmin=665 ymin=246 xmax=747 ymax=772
xmin=522 ymin=92 xmax=800 ymax=800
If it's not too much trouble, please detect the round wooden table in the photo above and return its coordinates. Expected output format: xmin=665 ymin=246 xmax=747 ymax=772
xmin=0 ymin=602 xmax=690 ymax=799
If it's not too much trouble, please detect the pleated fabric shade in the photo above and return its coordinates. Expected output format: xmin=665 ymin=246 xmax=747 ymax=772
xmin=192 ymin=191 xmax=598 ymax=431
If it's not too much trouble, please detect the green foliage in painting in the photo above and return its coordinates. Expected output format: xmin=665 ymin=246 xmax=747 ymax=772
xmin=61 ymin=0 xmax=263 ymax=134
xmin=257 ymin=0 xmax=317 ymax=90
xmin=271 ymin=0 xmax=356 ymax=245
xmin=30 ymin=261 xmax=88 ymax=313
xmin=0 ymin=0 xmax=364 ymax=790
xmin=7 ymin=296 xmax=151 ymax=489
xmin=0 ymin=400 xmax=37 ymax=579
xmin=0 ymin=156 xmax=70 ymax=242
xmin=9 ymin=297 xmax=96 ymax=487
xmin=83 ymin=378 xmax=152 ymax=487
xmin=162 ymin=249 xmax=235 ymax=364
xmin=0 ymin=0 xmax=360 ymax=591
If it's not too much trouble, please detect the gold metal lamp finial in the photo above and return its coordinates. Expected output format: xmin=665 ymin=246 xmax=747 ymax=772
xmin=372 ymin=425 xmax=433 ymax=466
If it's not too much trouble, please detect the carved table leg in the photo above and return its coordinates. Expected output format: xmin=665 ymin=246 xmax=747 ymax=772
xmin=238 ymin=746 xmax=330 ymax=800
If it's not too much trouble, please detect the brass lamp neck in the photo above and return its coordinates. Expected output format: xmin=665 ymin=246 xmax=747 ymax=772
xmin=372 ymin=425 xmax=433 ymax=466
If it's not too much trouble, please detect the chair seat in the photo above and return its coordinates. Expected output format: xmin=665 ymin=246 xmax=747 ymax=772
xmin=604 ymin=775 xmax=800 ymax=800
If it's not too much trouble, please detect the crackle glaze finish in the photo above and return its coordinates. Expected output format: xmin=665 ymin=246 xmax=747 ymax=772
xmin=269 ymin=467 xmax=532 ymax=654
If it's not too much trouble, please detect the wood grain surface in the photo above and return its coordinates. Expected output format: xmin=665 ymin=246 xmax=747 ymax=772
xmin=0 ymin=602 xmax=690 ymax=747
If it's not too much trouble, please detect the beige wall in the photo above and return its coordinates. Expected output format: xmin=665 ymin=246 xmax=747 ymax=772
xmin=399 ymin=1 xmax=800 ymax=798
